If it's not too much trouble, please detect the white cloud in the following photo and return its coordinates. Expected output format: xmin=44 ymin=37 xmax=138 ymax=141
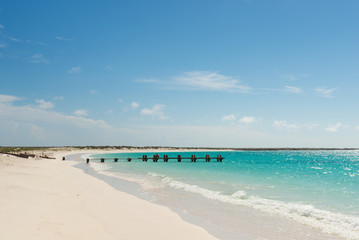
xmin=0 ymin=42 xmax=6 ymax=48
xmin=174 ymin=71 xmax=250 ymax=92
xmin=30 ymin=54 xmax=49 ymax=64
xmin=68 ymin=66 xmax=82 ymax=74
xmin=355 ymin=126 xmax=359 ymax=131
xmin=239 ymin=116 xmax=257 ymax=124
xmin=118 ymin=98 xmax=124 ymax=103
xmin=0 ymin=95 xmax=110 ymax=128
xmin=0 ymin=24 xmax=4 ymax=29
xmin=221 ymin=114 xmax=236 ymax=122
xmin=0 ymin=94 xmax=21 ymax=103
xmin=8 ymin=36 xmax=20 ymax=42
xmin=0 ymin=94 xmax=356 ymax=147
xmin=131 ymin=102 xmax=139 ymax=108
xmin=285 ymin=86 xmax=301 ymax=94
xmin=73 ymin=109 xmax=88 ymax=117
xmin=0 ymin=94 xmax=140 ymax=146
xmin=273 ymin=120 xmax=299 ymax=131
xmin=65 ymin=115 xmax=110 ymax=129
xmin=55 ymin=36 xmax=73 ymax=41
xmin=315 ymin=87 xmax=337 ymax=98
xmin=325 ymin=122 xmax=342 ymax=133
xmin=27 ymin=40 xmax=48 ymax=46
xmin=89 ymin=89 xmax=98 ymax=94
xmin=106 ymin=110 xmax=113 ymax=114
xmin=35 ymin=99 xmax=54 ymax=109
xmin=140 ymin=104 xmax=168 ymax=120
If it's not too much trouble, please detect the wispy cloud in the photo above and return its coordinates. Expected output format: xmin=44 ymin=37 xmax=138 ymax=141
xmin=221 ymin=114 xmax=236 ymax=122
xmin=0 ymin=94 xmax=21 ymax=103
xmin=131 ymin=102 xmax=139 ymax=108
xmin=0 ymin=42 xmax=6 ymax=48
xmin=73 ymin=109 xmax=88 ymax=117
xmin=30 ymin=54 xmax=49 ymax=64
xmin=140 ymin=104 xmax=168 ymax=120
xmin=55 ymin=36 xmax=73 ymax=41
xmin=118 ymin=98 xmax=124 ymax=103
xmin=89 ymin=89 xmax=98 ymax=94
xmin=273 ymin=120 xmax=299 ymax=132
xmin=239 ymin=116 xmax=258 ymax=124
xmin=174 ymin=71 xmax=250 ymax=92
xmin=8 ymin=36 xmax=21 ymax=42
xmin=35 ymin=99 xmax=54 ymax=109
xmin=5 ymin=35 xmax=46 ymax=46
xmin=0 ymin=24 xmax=4 ymax=29
xmin=0 ymin=94 xmax=116 ymax=145
xmin=285 ymin=86 xmax=301 ymax=94
xmin=315 ymin=87 xmax=338 ymax=98
xmin=325 ymin=122 xmax=342 ymax=132
xmin=68 ymin=66 xmax=82 ymax=74
xmin=26 ymin=40 xmax=48 ymax=46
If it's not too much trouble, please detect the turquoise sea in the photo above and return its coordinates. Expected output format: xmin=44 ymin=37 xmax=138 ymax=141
xmin=85 ymin=150 xmax=359 ymax=240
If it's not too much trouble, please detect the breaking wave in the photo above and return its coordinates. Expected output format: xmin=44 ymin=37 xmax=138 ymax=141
xmin=152 ymin=174 xmax=359 ymax=240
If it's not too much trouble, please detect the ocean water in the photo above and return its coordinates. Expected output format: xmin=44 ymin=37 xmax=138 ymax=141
xmin=87 ymin=150 xmax=359 ymax=240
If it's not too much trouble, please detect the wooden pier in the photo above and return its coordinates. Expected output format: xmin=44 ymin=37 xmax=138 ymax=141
xmin=83 ymin=154 xmax=224 ymax=163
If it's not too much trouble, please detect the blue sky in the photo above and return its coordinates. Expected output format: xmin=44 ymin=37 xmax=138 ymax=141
xmin=1 ymin=0 xmax=359 ymax=147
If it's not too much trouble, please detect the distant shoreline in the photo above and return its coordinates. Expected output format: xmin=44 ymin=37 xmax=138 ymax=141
xmin=1 ymin=146 xmax=359 ymax=155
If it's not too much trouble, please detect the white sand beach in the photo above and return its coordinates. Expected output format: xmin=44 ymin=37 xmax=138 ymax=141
xmin=0 ymin=149 xmax=218 ymax=240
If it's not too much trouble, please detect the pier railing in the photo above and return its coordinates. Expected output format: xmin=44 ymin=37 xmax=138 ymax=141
xmin=62 ymin=154 xmax=224 ymax=163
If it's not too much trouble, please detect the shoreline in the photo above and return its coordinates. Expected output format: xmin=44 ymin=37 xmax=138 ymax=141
xmin=2 ymin=146 xmax=359 ymax=156
xmin=75 ymin=150 xmax=348 ymax=240
xmin=1 ymin=147 xmax=355 ymax=239
xmin=0 ymin=149 xmax=218 ymax=240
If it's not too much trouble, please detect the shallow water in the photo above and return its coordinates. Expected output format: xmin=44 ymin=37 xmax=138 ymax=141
xmin=85 ymin=150 xmax=359 ymax=240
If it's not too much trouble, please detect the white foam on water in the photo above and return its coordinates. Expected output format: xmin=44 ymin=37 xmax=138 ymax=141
xmin=158 ymin=176 xmax=359 ymax=240
xmin=87 ymin=161 xmax=359 ymax=240
xmin=89 ymin=162 xmax=113 ymax=172
xmin=311 ymin=166 xmax=323 ymax=170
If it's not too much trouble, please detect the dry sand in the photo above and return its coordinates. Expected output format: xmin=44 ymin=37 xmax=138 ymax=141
xmin=0 ymin=150 xmax=218 ymax=240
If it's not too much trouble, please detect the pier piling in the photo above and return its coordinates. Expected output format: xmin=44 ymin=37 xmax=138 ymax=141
xmin=85 ymin=154 xmax=223 ymax=163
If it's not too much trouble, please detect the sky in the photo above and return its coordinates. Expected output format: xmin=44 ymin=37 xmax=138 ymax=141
xmin=0 ymin=0 xmax=359 ymax=147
